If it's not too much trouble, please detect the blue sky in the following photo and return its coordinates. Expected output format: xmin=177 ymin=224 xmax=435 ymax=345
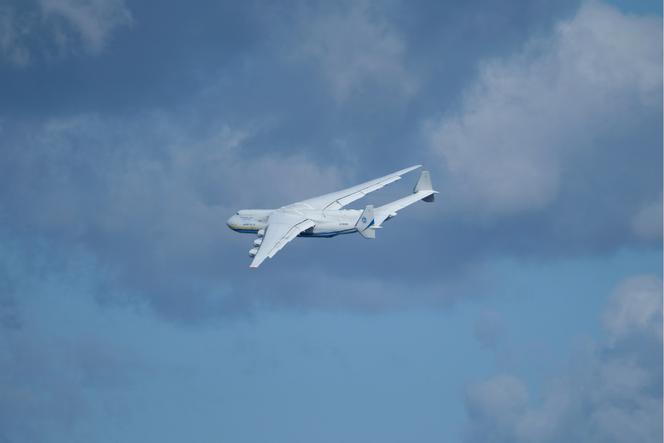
xmin=0 ymin=1 xmax=661 ymax=442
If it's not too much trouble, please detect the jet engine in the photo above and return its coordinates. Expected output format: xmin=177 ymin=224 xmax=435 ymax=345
xmin=249 ymin=247 xmax=258 ymax=257
xmin=253 ymin=238 xmax=262 ymax=247
xmin=257 ymin=229 xmax=265 ymax=238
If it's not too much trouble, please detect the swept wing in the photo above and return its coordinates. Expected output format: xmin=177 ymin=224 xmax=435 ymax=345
xmin=294 ymin=165 xmax=421 ymax=211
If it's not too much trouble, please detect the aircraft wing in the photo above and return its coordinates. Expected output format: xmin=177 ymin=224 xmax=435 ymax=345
xmin=250 ymin=211 xmax=315 ymax=268
xmin=374 ymin=190 xmax=437 ymax=226
xmin=295 ymin=165 xmax=421 ymax=211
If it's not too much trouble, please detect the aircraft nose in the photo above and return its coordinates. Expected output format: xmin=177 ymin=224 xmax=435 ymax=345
xmin=226 ymin=215 xmax=237 ymax=229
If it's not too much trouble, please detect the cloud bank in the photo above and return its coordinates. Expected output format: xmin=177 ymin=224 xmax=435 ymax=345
xmin=0 ymin=0 xmax=659 ymax=322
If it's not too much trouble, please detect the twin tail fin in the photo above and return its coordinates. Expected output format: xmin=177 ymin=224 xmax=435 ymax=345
xmin=355 ymin=205 xmax=376 ymax=239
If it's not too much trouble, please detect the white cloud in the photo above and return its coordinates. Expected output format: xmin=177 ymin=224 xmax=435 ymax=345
xmin=427 ymin=1 xmax=661 ymax=215
xmin=295 ymin=0 xmax=417 ymax=102
xmin=464 ymin=274 xmax=663 ymax=443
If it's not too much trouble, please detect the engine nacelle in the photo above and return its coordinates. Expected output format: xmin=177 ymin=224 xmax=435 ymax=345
xmin=253 ymin=238 xmax=263 ymax=247
xmin=257 ymin=229 xmax=265 ymax=238
xmin=249 ymin=247 xmax=258 ymax=257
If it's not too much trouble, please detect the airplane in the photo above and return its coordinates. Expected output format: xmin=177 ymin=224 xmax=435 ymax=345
xmin=227 ymin=165 xmax=437 ymax=268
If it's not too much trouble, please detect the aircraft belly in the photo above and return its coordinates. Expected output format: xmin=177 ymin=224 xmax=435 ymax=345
xmin=296 ymin=220 xmax=356 ymax=237
xmin=312 ymin=221 xmax=352 ymax=234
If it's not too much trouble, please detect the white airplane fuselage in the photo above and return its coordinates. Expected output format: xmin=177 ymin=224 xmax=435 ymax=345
xmin=227 ymin=208 xmax=370 ymax=238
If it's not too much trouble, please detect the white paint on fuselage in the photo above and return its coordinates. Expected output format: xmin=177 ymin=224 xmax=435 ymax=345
xmin=226 ymin=207 xmax=364 ymax=236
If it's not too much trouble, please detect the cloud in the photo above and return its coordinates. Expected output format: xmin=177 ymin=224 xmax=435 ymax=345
xmin=0 ymin=0 xmax=131 ymax=66
xmin=464 ymin=274 xmax=663 ymax=443
xmin=427 ymin=1 xmax=661 ymax=216
xmin=602 ymin=275 xmax=662 ymax=344
xmin=293 ymin=0 xmax=417 ymax=103
xmin=0 ymin=112 xmax=349 ymax=320
xmin=631 ymin=196 xmax=663 ymax=242
xmin=1 ymin=103 xmax=489 ymax=321
xmin=40 ymin=0 xmax=133 ymax=54
xmin=0 ymin=6 xmax=31 ymax=66
xmin=0 ymin=0 xmax=659 ymax=322
xmin=466 ymin=374 xmax=529 ymax=432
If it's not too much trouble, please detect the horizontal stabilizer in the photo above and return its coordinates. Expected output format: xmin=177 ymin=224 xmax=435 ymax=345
xmin=373 ymin=170 xmax=438 ymax=225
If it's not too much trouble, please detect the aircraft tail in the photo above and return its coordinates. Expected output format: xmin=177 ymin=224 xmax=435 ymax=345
xmin=355 ymin=205 xmax=376 ymax=239
xmin=413 ymin=170 xmax=435 ymax=202
xmin=373 ymin=171 xmax=438 ymax=226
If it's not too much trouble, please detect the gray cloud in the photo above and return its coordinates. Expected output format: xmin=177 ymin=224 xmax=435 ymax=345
xmin=0 ymin=0 xmax=131 ymax=67
xmin=464 ymin=274 xmax=663 ymax=443
xmin=631 ymin=196 xmax=663 ymax=242
xmin=292 ymin=0 xmax=417 ymax=103
xmin=39 ymin=0 xmax=133 ymax=54
xmin=0 ymin=6 xmax=31 ymax=66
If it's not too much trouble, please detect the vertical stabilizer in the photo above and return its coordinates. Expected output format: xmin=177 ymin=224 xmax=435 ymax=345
xmin=355 ymin=205 xmax=376 ymax=239
xmin=414 ymin=170 xmax=435 ymax=202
